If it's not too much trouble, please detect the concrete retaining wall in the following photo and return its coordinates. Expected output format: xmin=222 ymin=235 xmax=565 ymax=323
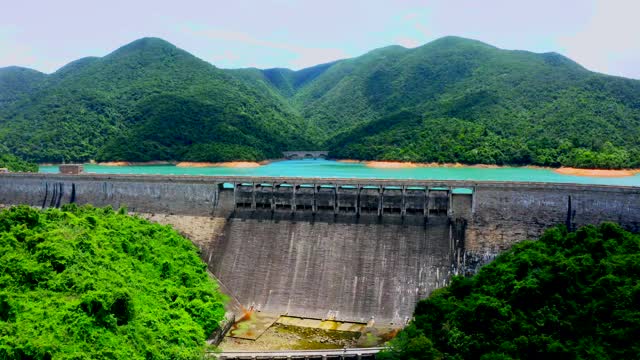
xmin=0 ymin=174 xmax=218 ymax=216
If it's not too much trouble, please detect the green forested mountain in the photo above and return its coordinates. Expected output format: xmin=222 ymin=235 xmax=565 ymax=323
xmin=313 ymin=37 xmax=640 ymax=168
xmin=380 ymin=223 xmax=640 ymax=359
xmin=0 ymin=38 xmax=313 ymax=163
xmin=230 ymin=61 xmax=336 ymax=99
xmin=2 ymin=36 xmax=640 ymax=168
xmin=0 ymin=67 xmax=46 ymax=107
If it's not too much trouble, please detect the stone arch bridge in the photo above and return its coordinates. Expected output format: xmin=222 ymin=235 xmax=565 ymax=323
xmin=282 ymin=151 xmax=328 ymax=159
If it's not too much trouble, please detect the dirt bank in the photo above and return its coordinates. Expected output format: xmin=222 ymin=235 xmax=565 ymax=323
xmin=98 ymin=161 xmax=175 ymax=166
xmin=360 ymin=161 xmax=501 ymax=169
xmin=175 ymin=161 xmax=262 ymax=168
xmin=98 ymin=161 xmax=132 ymax=166
xmin=219 ymin=324 xmax=360 ymax=351
xmin=339 ymin=160 xmax=640 ymax=176
xmin=554 ymin=167 xmax=640 ymax=178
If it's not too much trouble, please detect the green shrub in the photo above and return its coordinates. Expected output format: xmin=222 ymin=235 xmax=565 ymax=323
xmin=380 ymin=223 xmax=640 ymax=359
xmin=0 ymin=205 xmax=225 ymax=359
xmin=0 ymin=145 xmax=38 ymax=172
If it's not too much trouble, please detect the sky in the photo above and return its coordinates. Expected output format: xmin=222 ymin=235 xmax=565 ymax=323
xmin=0 ymin=0 xmax=638 ymax=79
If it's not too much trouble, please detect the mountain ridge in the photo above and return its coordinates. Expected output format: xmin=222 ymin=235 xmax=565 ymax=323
xmin=0 ymin=37 xmax=315 ymax=163
xmin=3 ymin=36 xmax=631 ymax=82
xmin=1 ymin=36 xmax=639 ymax=168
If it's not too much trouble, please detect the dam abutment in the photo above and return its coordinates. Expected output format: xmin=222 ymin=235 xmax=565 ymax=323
xmin=1 ymin=173 xmax=639 ymax=324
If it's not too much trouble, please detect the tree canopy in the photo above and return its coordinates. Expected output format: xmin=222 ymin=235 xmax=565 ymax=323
xmin=0 ymin=205 xmax=225 ymax=359
xmin=0 ymin=38 xmax=314 ymax=164
xmin=0 ymin=144 xmax=38 ymax=172
xmin=380 ymin=223 xmax=640 ymax=359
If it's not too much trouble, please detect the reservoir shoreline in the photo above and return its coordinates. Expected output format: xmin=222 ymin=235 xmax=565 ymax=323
xmin=38 ymin=159 xmax=640 ymax=180
xmin=93 ymin=160 xmax=271 ymax=168
xmin=339 ymin=160 xmax=640 ymax=178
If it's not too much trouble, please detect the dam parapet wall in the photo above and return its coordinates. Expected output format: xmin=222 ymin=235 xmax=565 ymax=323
xmin=3 ymin=173 xmax=638 ymax=234
xmin=1 ymin=173 xmax=639 ymax=324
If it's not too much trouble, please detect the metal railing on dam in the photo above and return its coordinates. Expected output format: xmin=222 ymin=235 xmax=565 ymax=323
xmin=1 ymin=173 xmax=640 ymax=324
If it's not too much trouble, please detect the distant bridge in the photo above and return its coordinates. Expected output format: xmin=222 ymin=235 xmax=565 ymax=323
xmin=208 ymin=347 xmax=383 ymax=359
xmin=283 ymin=151 xmax=328 ymax=159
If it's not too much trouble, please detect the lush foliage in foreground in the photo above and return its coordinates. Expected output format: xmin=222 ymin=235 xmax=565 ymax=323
xmin=0 ymin=144 xmax=38 ymax=172
xmin=0 ymin=205 xmax=225 ymax=359
xmin=381 ymin=223 xmax=640 ymax=359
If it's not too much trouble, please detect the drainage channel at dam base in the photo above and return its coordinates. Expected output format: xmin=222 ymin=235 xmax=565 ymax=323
xmin=214 ymin=312 xmax=396 ymax=358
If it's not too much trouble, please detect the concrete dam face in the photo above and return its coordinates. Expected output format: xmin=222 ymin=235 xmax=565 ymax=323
xmin=204 ymin=213 xmax=450 ymax=324
xmin=1 ymin=173 xmax=640 ymax=325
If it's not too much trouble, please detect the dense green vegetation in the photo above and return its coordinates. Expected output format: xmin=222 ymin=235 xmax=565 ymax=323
xmin=301 ymin=37 xmax=640 ymax=169
xmin=0 ymin=205 xmax=225 ymax=359
xmin=0 ymin=38 xmax=313 ymax=163
xmin=380 ymin=223 xmax=640 ymax=359
xmin=0 ymin=66 xmax=46 ymax=107
xmin=0 ymin=144 xmax=38 ymax=172
xmin=95 ymin=92 xmax=306 ymax=162
xmin=2 ymin=36 xmax=640 ymax=168
xmin=327 ymin=110 xmax=640 ymax=169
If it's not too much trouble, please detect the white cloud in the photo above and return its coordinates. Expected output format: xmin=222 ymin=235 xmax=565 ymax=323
xmin=396 ymin=37 xmax=420 ymax=48
xmin=184 ymin=26 xmax=348 ymax=69
xmin=558 ymin=0 xmax=640 ymax=78
xmin=209 ymin=50 xmax=241 ymax=64
xmin=0 ymin=28 xmax=38 ymax=69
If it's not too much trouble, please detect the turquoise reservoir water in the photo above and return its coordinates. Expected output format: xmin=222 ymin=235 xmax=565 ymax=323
xmin=38 ymin=160 xmax=640 ymax=186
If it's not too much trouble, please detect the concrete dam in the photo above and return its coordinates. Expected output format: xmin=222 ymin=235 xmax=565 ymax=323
xmin=1 ymin=173 xmax=640 ymax=325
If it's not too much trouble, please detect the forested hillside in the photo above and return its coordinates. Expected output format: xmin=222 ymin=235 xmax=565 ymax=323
xmin=0 ymin=66 xmax=46 ymax=107
xmin=283 ymin=37 xmax=640 ymax=168
xmin=0 ymin=205 xmax=225 ymax=359
xmin=380 ymin=223 xmax=640 ymax=359
xmin=2 ymin=36 xmax=640 ymax=168
xmin=0 ymin=144 xmax=37 ymax=172
xmin=0 ymin=38 xmax=314 ymax=163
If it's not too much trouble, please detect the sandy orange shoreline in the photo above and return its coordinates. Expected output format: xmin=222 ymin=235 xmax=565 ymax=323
xmin=97 ymin=161 xmax=173 ymax=166
xmin=366 ymin=161 xmax=503 ymax=169
xmin=338 ymin=160 xmax=505 ymax=169
xmin=94 ymin=161 xmax=265 ymax=168
xmin=175 ymin=161 xmax=262 ymax=168
xmin=554 ymin=167 xmax=640 ymax=178
xmin=99 ymin=161 xmax=132 ymax=166
xmin=337 ymin=160 xmax=640 ymax=177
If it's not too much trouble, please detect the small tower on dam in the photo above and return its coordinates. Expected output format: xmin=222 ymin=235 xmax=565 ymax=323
xmin=59 ymin=164 xmax=84 ymax=175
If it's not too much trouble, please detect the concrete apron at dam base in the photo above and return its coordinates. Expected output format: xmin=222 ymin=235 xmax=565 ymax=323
xmin=215 ymin=311 xmax=396 ymax=352
xmin=1 ymin=173 xmax=640 ymax=329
